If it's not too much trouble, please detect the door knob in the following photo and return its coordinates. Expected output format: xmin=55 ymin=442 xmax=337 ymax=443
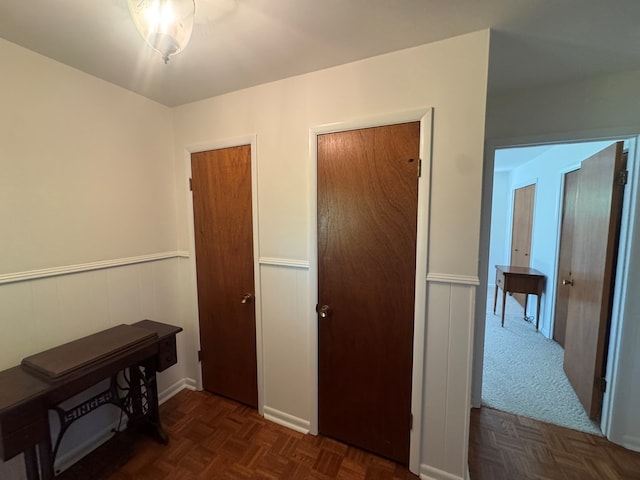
xmin=562 ymin=279 xmax=574 ymax=286
xmin=317 ymin=304 xmax=331 ymax=318
xmin=241 ymin=293 xmax=254 ymax=304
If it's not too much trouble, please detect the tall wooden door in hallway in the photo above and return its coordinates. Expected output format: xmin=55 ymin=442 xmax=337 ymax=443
xmin=191 ymin=145 xmax=258 ymax=408
xmin=563 ymin=142 xmax=626 ymax=419
xmin=317 ymin=122 xmax=420 ymax=464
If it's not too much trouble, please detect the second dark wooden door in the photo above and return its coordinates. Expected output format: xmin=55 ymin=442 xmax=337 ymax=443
xmin=317 ymin=122 xmax=420 ymax=464
xmin=191 ymin=145 xmax=258 ymax=408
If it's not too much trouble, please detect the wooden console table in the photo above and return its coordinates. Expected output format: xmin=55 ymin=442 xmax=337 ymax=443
xmin=493 ymin=265 xmax=545 ymax=330
xmin=0 ymin=320 xmax=182 ymax=480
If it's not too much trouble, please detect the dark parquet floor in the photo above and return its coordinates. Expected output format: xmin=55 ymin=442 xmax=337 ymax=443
xmin=58 ymin=389 xmax=640 ymax=480
xmin=469 ymin=406 xmax=640 ymax=480
xmin=58 ymin=389 xmax=418 ymax=480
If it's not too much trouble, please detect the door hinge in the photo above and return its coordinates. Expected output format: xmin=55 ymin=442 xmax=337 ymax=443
xmin=617 ymin=170 xmax=628 ymax=186
xmin=418 ymin=159 xmax=422 ymax=178
xmin=597 ymin=376 xmax=607 ymax=392
xmin=197 ymin=350 xmax=201 ymax=362
xmin=189 ymin=178 xmax=193 ymax=191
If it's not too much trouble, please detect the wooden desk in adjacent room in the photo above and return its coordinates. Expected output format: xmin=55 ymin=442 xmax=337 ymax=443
xmin=493 ymin=265 xmax=545 ymax=330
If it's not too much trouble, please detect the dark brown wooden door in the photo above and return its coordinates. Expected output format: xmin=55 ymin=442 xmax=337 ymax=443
xmin=317 ymin=122 xmax=419 ymax=464
xmin=563 ymin=142 xmax=625 ymax=419
xmin=553 ymin=169 xmax=579 ymax=347
xmin=191 ymin=145 xmax=258 ymax=408
xmin=510 ymin=184 xmax=535 ymax=307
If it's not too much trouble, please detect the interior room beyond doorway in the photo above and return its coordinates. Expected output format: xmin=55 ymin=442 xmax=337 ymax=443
xmin=482 ymin=139 xmax=632 ymax=434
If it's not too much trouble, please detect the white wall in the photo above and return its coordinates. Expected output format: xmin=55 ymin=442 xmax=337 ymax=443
xmin=488 ymin=171 xmax=510 ymax=275
xmin=478 ymin=67 xmax=640 ymax=452
xmin=0 ymin=29 xmax=491 ymax=480
xmin=0 ymin=39 xmax=186 ymax=479
xmin=172 ymin=30 xmax=490 ymax=479
xmin=0 ymin=44 xmax=178 ymax=273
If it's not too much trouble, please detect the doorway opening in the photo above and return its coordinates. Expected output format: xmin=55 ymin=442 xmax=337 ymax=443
xmin=480 ymin=137 xmax=634 ymax=435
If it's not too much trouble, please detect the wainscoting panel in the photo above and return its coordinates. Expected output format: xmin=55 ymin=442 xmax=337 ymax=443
xmin=0 ymin=256 xmax=185 ymax=480
xmin=259 ymin=261 xmax=311 ymax=428
xmin=421 ymin=278 xmax=477 ymax=480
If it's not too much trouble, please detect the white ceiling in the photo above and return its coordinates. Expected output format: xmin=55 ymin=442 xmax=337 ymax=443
xmin=2 ymin=0 xmax=640 ymax=107
xmin=494 ymin=145 xmax=554 ymax=173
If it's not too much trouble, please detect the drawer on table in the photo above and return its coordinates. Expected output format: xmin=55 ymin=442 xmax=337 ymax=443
xmin=0 ymin=400 xmax=47 ymax=460
xmin=509 ymin=275 xmax=542 ymax=293
xmin=157 ymin=336 xmax=177 ymax=372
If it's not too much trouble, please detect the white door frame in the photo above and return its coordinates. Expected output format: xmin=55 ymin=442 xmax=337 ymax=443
xmin=473 ymin=131 xmax=639 ymax=443
xmin=183 ymin=134 xmax=264 ymax=413
xmin=309 ymin=107 xmax=433 ymax=474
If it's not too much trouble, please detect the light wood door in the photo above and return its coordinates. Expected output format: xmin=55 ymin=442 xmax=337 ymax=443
xmin=317 ymin=122 xmax=420 ymax=464
xmin=191 ymin=145 xmax=258 ymax=408
xmin=553 ymin=169 xmax=580 ymax=347
xmin=510 ymin=184 xmax=536 ymax=308
xmin=563 ymin=142 xmax=625 ymax=419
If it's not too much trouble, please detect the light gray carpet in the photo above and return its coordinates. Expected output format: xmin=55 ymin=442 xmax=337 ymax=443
xmin=482 ymin=287 xmax=602 ymax=435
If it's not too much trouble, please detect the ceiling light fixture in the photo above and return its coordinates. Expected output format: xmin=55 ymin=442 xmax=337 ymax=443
xmin=128 ymin=0 xmax=195 ymax=64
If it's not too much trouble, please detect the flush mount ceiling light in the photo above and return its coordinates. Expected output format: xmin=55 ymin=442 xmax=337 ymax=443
xmin=128 ymin=0 xmax=196 ymax=63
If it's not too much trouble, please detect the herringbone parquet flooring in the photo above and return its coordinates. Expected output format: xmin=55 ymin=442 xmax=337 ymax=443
xmin=469 ymin=406 xmax=640 ymax=480
xmin=58 ymin=389 xmax=418 ymax=480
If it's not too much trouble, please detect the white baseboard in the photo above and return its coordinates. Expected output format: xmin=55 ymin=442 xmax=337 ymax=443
xmin=158 ymin=377 xmax=197 ymax=404
xmin=54 ymin=378 xmax=196 ymax=475
xmin=262 ymin=406 xmax=310 ymax=434
xmin=622 ymin=434 xmax=640 ymax=452
xmin=420 ymin=464 xmax=465 ymax=480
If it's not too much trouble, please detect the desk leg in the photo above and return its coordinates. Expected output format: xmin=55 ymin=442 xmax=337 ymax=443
xmin=144 ymin=359 xmax=168 ymax=445
xmin=130 ymin=360 xmax=168 ymax=445
xmin=493 ymin=287 xmax=498 ymax=314
xmin=501 ymin=289 xmax=506 ymax=327
xmin=24 ymin=447 xmax=39 ymax=480
xmin=536 ymin=294 xmax=541 ymax=331
xmin=524 ymin=294 xmax=529 ymax=321
xmin=37 ymin=436 xmax=54 ymax=480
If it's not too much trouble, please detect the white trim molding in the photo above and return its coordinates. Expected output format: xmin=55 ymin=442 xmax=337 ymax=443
xmin=420 ymin=463 xmax=466 ymax=480
xmin=158 ymin=377 xmax=197 ymax=404
xmin=427 ymin=273 xmax=480 ymax=286
xmin=0 ymin=251 xmax=189 ymax=285
xmin=263 ymin=406 xmax=311 ymax=434
xmin=309 ymin=107 xmax=433 ymax=476
xmin=621 ymin=435 xmax=640 ymax=452
xmin=183 ymin=134 xmax=266 ymax=415
xmin=259 ymin=257 xmax=310 ymax=269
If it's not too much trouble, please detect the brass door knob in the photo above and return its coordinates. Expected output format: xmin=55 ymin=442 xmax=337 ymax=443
xmin=317 ymin=305 xmax=331 ymax=318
